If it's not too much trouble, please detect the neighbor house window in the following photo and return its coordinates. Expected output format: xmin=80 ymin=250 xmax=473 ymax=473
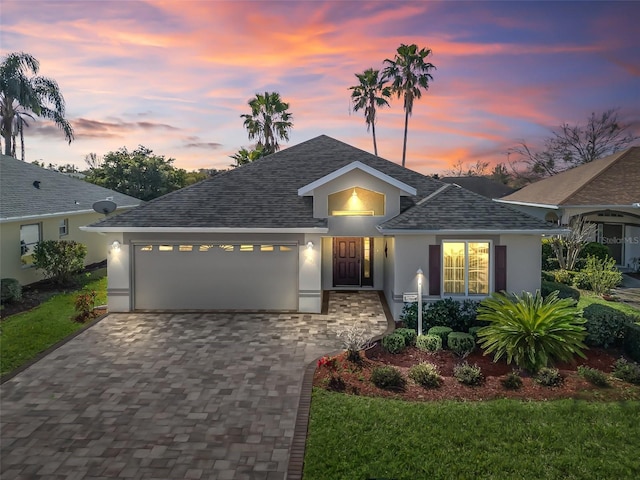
xmin=443 ymin=241 xmax=490 ymax=295
xmin=59 ymin=218 xmax=69 ymax=237
xmin=328 ymin=187 xmax=384 ymax=216
xmin=20 ymin=223 xmax=41 ymax=267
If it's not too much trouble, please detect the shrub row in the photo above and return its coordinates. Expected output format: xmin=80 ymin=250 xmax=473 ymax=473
xmin=541 ymin=280 xmax=580 ymax=301
xmin=400 ymin=298 xmax=481 ymax=333
xmin=385 ymin=329 xmax=476 ymax=358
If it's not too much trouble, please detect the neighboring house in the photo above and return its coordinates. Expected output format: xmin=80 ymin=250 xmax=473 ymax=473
xmin=83 ymin=136 xmax=559 ymax=318
xmin=441 ymin=176 xmax=516 ymax=199
xmin=0 ymin=154 xmax=142 ymax=285
xmin=498 ymin=146 xmax=640 ymax=268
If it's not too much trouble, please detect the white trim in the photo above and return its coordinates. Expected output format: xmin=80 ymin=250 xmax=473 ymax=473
xmin=562 ymin=204 xmax=640 ymax=209
xmin=297 ymin=161 xmax=417 ymax=196
xmin=377 ymin=227 xmax=568 ymax=235
xmin=494 ymin=199 xmax=560 ymax=209
xmin=80 ymin=226 xmax=330 ymax=234
xmin=441 ymin=239 xmax=493 ymax=297
xmin=0 ymin=205 xmax=139 ymax=224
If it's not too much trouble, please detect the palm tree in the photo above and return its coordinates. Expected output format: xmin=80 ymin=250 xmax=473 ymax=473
xmin=0 ymin=52 xmax=74 ymax=158
xmin=229 ymin=146 xmax=265 ymax=167
xmin=349 ymin=68 xmax=391 ymax=156
xmin=241 ymin=92 xmax=292 ymax=155
xmin=382 ymin=44 xmax=436 ymax=167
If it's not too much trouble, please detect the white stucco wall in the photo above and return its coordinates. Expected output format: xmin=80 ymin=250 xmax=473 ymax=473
xmin=1 ymin=211 xmax=124 ymax=285
xmin=500 ymin=234 xmax=542 ymax=294
xmin=299 ymin=233 xmax=322 ymax=313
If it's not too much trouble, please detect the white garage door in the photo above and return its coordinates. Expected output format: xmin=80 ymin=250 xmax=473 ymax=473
xmin=133 ymin=243 xmax=298 ymax=310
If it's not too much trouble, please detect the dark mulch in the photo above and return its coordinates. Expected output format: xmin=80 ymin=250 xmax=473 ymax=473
xmin=0 ymin=261 xmax=106 ymax=319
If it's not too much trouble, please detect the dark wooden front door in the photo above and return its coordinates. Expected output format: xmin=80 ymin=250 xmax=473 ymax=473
xmin=602 ymin=224 xmax=623 ymax=265
xmin=333 ymin=238 xmax=361 ymax=286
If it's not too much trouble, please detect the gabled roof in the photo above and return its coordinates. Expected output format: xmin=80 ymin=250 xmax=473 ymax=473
xmin=86 ymin=135 xmax=555 ymax=233
xmin=499 ymin=147 xmax=640 ymax=207
xmin=441 ymin=176 xmax=516 ymax=199
xmin=0 ymin=154 xmax=141 ymax=222
xmin=298 ymin=161 xmax=417 ymax=196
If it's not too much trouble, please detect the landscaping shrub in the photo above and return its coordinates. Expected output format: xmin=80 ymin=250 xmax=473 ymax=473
xmin=32 ymin=240 xmax=87 ymax=285
xmin=577 ymin=366 xmax=610 ymax=387
xmin=468 ymin=326 xmax=482 ymax=339
xmin=574 ymin=256 xmax=622 ymax=295
xmin=536 ymin=367 xmax=563 ymax=387
xmin=460 ymin=299 xmax=482 ymax=329
xmin=408 ymin=362 xmax=443 ymax=388
xmin=1 ymin=278 xmax=22 ymax=304
xmin=382 ymin=333 xmax=406 ymax=354
xmin=624 ymin=323 xmax=640 ymax=362
xmin=477 ymin=291 xmax=586 ymax=373
xmin=74 ymin=290 xmax=97 ymax=323
xmin=551 ymin=269 xmax=578 ymax=286
xmin=423 ymin=298 xmax=480 ymax=332
xmin=501 ymin=371 xmax=523 ymax=390
xmin=541 ymin=270 xmax=555 ymax=282
xmin=447 ymin=332 xmax=475 ymax=358
xmin=399 ymin=301 xmax=428 ymax=332
xmin=453 ymin=362 xmax=484 ymax=386
xmin=395 ymin=328 xmax=417 ymax=347
xmin=427 ymin=326 xmax=453 ymax=348
xmin=370 ymin=365 xmax=406 ymax=390
xmin=338 ymin=325 xmax=372 ymax=363
xmin=415 ymin=334 xmax=442 ymax=353
xmin=576 ymin=242 xmax=611 ymax=269
xmin=612 ymin=358 xmax=640 ymax=385
xmin=541 ymin=238 xmax=559 ymax=270
xmin=582 ymin=304 xmax=634 ymax=348
xmin=541 ymin=280 xmax=580 ymax=301
xmin=326 ymin=375 xmax=346 ymax=392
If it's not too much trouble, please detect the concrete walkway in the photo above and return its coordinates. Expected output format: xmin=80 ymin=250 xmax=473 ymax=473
xmin=1 ymin=292 xmax=390 ymax=480
xmin=613 ymin=273 xmax=640 ymax=311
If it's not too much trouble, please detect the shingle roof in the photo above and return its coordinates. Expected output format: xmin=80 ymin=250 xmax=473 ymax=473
xmin=441 ymin=176 xmax=516 ymax=199
xmin=0 ymin=154 xmax=141 ymax=220
xmin=88 ymin=135 xmax=555 ymax=232
xmin=500 ymin=147 xmax=640 ymax=207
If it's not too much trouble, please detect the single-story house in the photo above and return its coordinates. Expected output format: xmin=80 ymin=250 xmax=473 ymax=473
xmin=0 ymin=154 xmax=142 ymax=285
xmin=498 ymin=146 xmax=640 ymax=268
xmin=83 ymin=136 xmax=560 ymax=318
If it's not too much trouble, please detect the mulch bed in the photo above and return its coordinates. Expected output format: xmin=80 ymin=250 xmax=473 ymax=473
xmin=314 ymin=343 xmax=638 ymax=401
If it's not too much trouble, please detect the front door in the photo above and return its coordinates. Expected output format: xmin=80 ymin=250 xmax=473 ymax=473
xmin=602 ymin=224 xmax=624 ymax=265
xmin=333 ymin=237 xmax=361 ymax=286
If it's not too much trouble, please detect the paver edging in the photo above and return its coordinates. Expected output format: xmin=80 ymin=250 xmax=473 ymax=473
xmin=285 ymin=291 xmax=396 ymax=479
xmin=0 ymin=311 xmax=110 ymax=385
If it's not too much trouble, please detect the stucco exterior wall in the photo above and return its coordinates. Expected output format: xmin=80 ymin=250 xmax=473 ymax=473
xmin=1 ymin=211 xmax=124 ymax=285
xmin=500 ymin=234 xmax=542 ymax=294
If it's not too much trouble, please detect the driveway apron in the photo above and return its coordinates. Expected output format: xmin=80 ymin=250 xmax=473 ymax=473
xmin=1 ymin=291 xmax=389 ymax=480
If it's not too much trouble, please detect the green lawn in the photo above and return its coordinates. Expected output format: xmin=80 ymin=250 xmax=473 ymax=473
xmin=578 ymin=294 xmax=640 ymax=318
xmin=0 ymin=275 xmax=107 ymax=376
xmin=304 ymin=389 xmax=640 ymax=480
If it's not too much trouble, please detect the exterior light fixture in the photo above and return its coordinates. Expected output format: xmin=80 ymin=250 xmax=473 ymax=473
xmin=351 ymin=188 xmax=358 ymax=198
xmin=306 ymin=241 xmax=314 ymax=250
xmin=417 ymin=268 xmax=424 ymax=336
xmin=111 ymin=240 xmax=121 ymax=252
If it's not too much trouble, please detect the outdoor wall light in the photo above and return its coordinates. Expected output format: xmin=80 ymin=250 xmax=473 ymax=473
xmin=111 ymin=240 xmax=121 ymax=252
xmin=306 ymin=241 xmax=314 ymax=250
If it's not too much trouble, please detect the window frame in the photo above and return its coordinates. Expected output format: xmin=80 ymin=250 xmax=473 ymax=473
xmin=59 ymin=218 xmax=69 ymax=237
xmin=20 ymin=223 xmax=42 ymax=268
xmin=441 ymin=239 xmax=492 ymax=297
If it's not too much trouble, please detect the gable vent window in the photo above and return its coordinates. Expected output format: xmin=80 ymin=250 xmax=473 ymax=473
xmin=328 ymin=187 xmax=384 ymax=216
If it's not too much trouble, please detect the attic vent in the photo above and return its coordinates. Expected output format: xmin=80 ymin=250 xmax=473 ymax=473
xmin=33 ymin=181 xmax=41 ymax=189
xmin=597 ymin=212 xmax=624 ymax=218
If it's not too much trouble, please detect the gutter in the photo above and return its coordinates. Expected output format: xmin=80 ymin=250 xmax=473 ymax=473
xmin=80 ymin=226 xmax=330 ymax=234
xmin=0 ymin=205 xmax=140 ymax=224
xmin=376 ymin=227 xmax=569 ymax=235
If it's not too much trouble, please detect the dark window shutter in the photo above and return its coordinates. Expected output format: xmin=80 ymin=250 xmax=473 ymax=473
xmin=494 ymin=245 xmax=507 ymax=292
xmin=429 ymin=244 xmax=441 ymax=296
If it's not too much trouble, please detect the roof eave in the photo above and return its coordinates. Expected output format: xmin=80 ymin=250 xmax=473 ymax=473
xmin=80 ymin=226 xmax=330 ymax=234
xmin=376 ymin=227 xmax=568 ymax=235
xmin=494 ymin=199 xmax=560 ymax=209
xmin=0 ymin=205 xmax=139 ymax=224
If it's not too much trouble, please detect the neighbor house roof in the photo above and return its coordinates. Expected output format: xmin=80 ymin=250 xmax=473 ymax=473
xmin=0 ymin=154 xmax=141 ymax=222
xmin=440 ymin=176 xmax=516 ymax=199
xmin=499 ymin=146 xmax=640 ymax=207
xmin=85 ymin=135 xmax=555 ymax=233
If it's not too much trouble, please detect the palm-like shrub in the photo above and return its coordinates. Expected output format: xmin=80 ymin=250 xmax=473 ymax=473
xmin=476 ymin=291 xmax=587 ymax=373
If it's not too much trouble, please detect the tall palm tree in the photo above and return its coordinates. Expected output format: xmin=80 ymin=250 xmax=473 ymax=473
xmin=0 ymin=52 xmax=74 ymax=158
xmin=382 ymin=44 xmax=436 ymax=167
xmin=229 ymin=146 xmax=265 ymax=167
xmin=241 ymin=92 xmax=292 ymax=155
xmin=349 ymin=68 xmax=391 ymax=156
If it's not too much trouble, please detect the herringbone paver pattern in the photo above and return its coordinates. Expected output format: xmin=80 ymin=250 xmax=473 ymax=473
xmin=1 ymin=292 xmax=388 ymax=479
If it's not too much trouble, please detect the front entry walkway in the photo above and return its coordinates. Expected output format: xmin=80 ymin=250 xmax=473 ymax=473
xmin=1 ymin=291 xmax=390 ymax=480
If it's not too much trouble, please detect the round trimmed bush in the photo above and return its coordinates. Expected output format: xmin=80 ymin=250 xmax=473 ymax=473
xmin=370 ymin=365 xmax=406 ymax=390
xmin=408 ymin=362 xmax=443 ymax=388
xmin=536 ymin=367 xmax=563 ymax=387
xmin=1 ymin=278 xmax=22 ymax=304
xmin=501 ymin=371 xmax=523 ymax=390
xmin=468 ymin=326 xmax=482 ymax=339
xmin=382 ymin=333 xmax=406 ymax=354
xmin=453 ymin=362 xmax=484 ymax=386
xmin=447 ymin=332 xmax=476 ymax=358
xmin=395 ymin=328 xmax=417 ymax=347
xmin=416 ymin=334 xmax=442 ymax=353
xmin=427 ymin=326 xmax=453 ymax=348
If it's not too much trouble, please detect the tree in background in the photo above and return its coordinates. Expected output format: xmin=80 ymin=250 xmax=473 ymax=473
xmin=349 ymin=68 xmax=391 ymax=156
xmin=229 ymin=146 xmax=265 ymax=167
xmin=0 ymin=52 xmax=74 ymax=160
xmin=383 ymin=44 xmax=436 ymax=167
xmin=510 ymin=109 xmax=639 ymax=179
xmin=241 ymin=92 xmax=293 ymax=155
xmin=85 ymin=146 xmax=191 ymax=201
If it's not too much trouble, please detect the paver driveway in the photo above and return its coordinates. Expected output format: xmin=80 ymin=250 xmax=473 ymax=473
xmin=1 ymin=292 xmax=389 ymax=479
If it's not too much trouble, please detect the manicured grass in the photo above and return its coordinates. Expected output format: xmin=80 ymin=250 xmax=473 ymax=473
xmin=578 ymin=294 xmax=640 ymax=318
xmin=304 ymin=389 xmax=640 ymax=480
xmin=0 ymin=275 xmax=107 ymax=376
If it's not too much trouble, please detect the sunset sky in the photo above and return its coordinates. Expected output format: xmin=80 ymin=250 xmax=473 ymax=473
xmin=2 ymin=0 xmax=639 ymax=175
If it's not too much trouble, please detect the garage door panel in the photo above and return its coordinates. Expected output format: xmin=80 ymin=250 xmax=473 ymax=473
xmin=134 ymin=244 xmax=298 ymax=310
